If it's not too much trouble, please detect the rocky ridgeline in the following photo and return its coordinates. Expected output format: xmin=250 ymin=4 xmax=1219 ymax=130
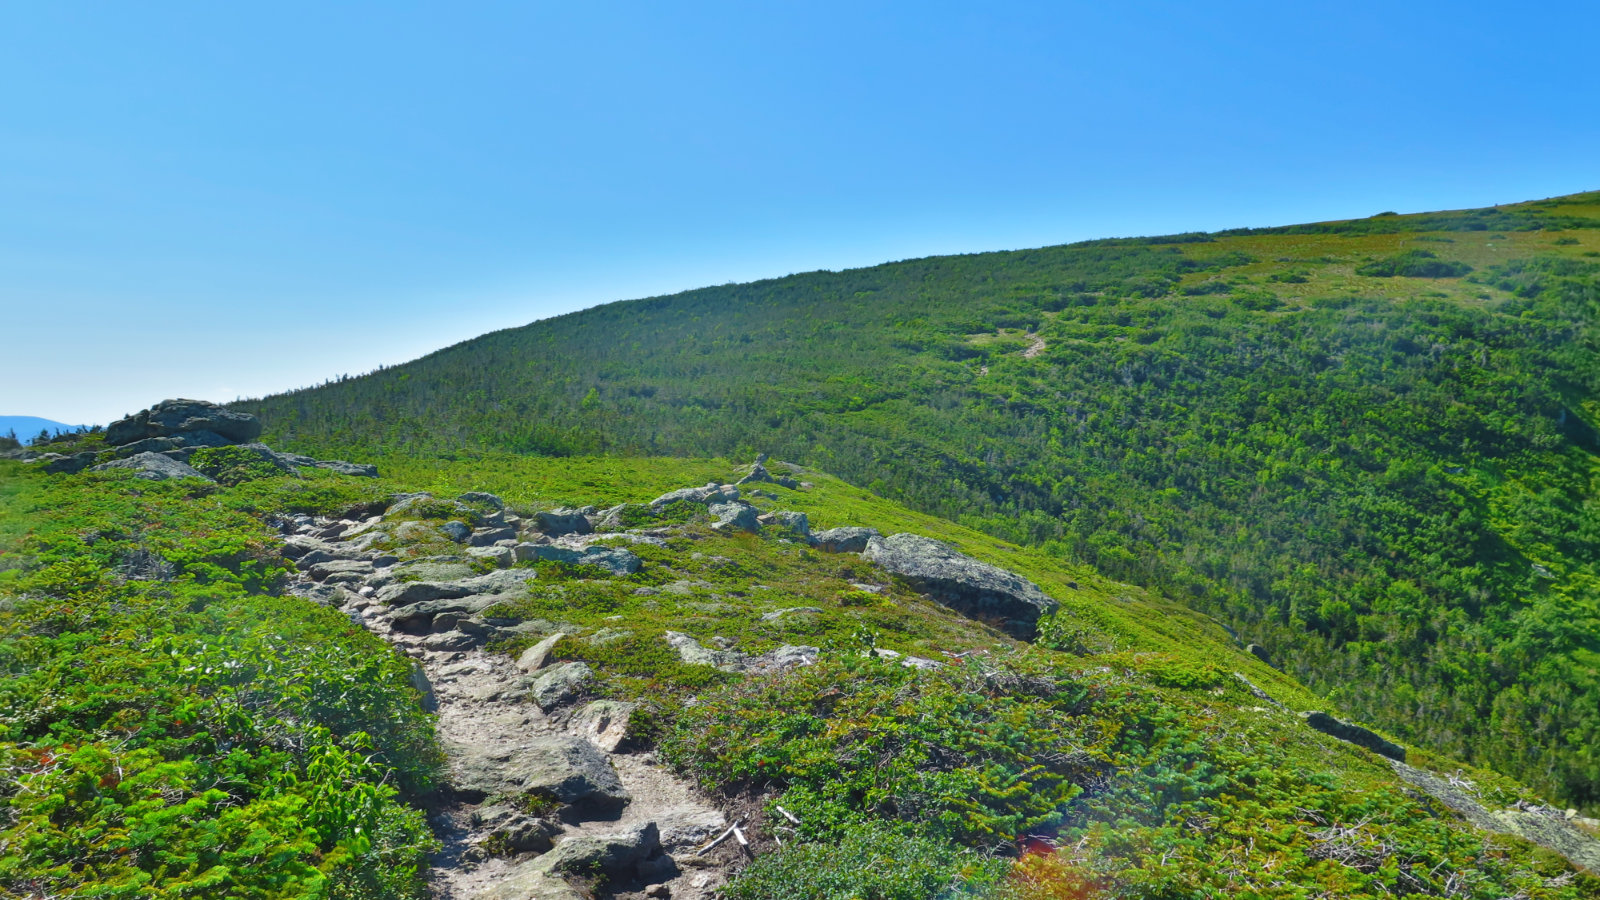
xmin=272 ymin=465 xmax=1074 ymax=899
xmin=9 ymin=398 xmax=375 ymax=481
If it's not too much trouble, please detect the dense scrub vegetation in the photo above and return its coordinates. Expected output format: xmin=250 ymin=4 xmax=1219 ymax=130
xmin=4 ymin=452 xmax=1597 ymax=897
xmin=0 ymin=463 xmax=437 ymax=899
xmin=238 ymin=192 xmax=1600 ymax=812
xmin=460 ymin=470 xmax=1597 ymax=899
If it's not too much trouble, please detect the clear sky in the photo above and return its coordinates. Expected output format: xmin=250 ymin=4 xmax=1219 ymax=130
xmin=4 ymin=1 xmax=1597 ymax=426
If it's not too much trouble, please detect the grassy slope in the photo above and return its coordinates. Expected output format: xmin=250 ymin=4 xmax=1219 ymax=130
xmin=4 ymin=454 xmax=1596 ymax=897
xmin=238 ymin=192 xmax=1600 ymax=810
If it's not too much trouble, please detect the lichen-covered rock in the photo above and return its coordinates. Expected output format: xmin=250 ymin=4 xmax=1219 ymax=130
xmin=528 ymin=661 xmax=593 ymax=710
xmin=770 ymin=510 xmax=809 ymax=538
xmin=90 ymin=452 xmax=214 ymax=482
xmin=388 ymin=593 xmax=510 ymax=631
xmin=113 ymin=430 xmax=231 ymax=458
xmin=862 ymin=533 xmax=1057 ymax=637
xmin=533 ymin=508 xmax=593 ymax=536
xmin=467 ymin=544 xmax=515 ymax=563
xmin=649 ymin=482 xmax=739 ymax=509
xmin=812 ymin=526 xmax=880 ymax=553
xmin=473 ymin=803 xmax=560 ymax=856
xmin=516 ymin=632 xmax=566 ymax=673
xmin=514 ymin=543 xmax=641 ymax=575
xmin=568 ymin=700 xmax=637 ymax=752
xmin=375 ymin=567 xmax=532 ymax=607
xmin=457 ymin=491 xmax=506 ymax=510
xmin=708 ymin=501 xmax=761 ymax=532
xmin=535 ymin=822 xmax=660 ymax=878
xmin=482 ymin=866 xmax=585 ymax=900
xmin=40 ymin=451 xmax=98 ymax=474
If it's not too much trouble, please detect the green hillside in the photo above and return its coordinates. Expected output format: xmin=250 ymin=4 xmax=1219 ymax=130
xmin=240 ymin=192 xmax=1600 ymax=812
xmin=5 ymin=455 xmax=1599 ymax=898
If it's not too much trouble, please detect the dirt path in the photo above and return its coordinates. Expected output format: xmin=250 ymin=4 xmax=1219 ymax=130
xmin=281 ymin=514 xmax=734 ymax=900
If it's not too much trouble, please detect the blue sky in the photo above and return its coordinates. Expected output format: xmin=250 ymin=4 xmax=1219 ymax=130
xmin=4 ymin=1 xmax=1597 ymax=425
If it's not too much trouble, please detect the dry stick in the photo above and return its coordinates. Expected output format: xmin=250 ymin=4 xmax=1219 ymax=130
xmin=695 ymin=821 xmax=743 ymax=856
xmin=774 ymin=805 xmax=801 ymax=825
xmin=732 ymin=826 xmax=749 ymax=847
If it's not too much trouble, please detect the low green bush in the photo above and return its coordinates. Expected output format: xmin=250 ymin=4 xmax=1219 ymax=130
xmin=723 ymin=820 xmax=1006 ymax=900
xmin=1356 ymin=249 xmax=1473 ymax=278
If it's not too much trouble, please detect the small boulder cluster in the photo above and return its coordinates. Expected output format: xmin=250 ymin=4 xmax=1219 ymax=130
xmin=645 ymin=470 xmax=1062 ymax=640
xmin=16 ymin=398 xmax=375 ymax=481
xmin=280 ymin=490 xmax=650 ymax=665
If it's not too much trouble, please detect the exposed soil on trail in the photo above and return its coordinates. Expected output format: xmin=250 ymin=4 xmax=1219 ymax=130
xmin=279 ymin=514 xmax=736 ymax=900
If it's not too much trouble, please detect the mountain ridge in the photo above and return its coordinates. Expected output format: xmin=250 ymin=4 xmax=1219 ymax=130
xmin=237 ymin=191 xmax=1600 ymax=815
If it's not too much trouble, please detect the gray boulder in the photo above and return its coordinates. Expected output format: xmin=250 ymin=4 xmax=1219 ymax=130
xmin=812 ymin=526 xmax=880 ymax=553
xmin=761 ymin=606 xmax=823 ymax=621
xmin=533 ymin=508 xmax=593 ymax=536
xmin=307 ymin=559 xmax=374 ymax=583
xmin=665 ymin=631 xmax=743 ymax=669
xmin=514 ymin=544 xmax=641 ymax=576
xmin=862 ymin=533 xmax=1057 ymax=637
xmin=581 ymin=547 xmax=642 ymax=576
xmin=91 ymin=452 xmax=213 ymax=482
xmin=267 ymin=449 xmax=377 ymax=477
xmin=375 ymin=568 xmax=532 ymax=607
xmin=516 ymin=632 xmax=566 ymax=672
xmin=440 ymin=520 xmax=472 ymax=543
xmin=770 ymin=510 xmax=810 ymax=538
xmin=389 ymin=594 xmax=510 ymax=630
xmin=226 ymin=443 xmax=375 ymax=478
xmin=457 ymin=491 xmax=506 ymax=510
xmin=708 ymin=501 xmax=761 ymax=532
xmin=114 ymin=430 xmax=231 ymax=458
xmin=409 ymin=663 xmax=438 ymax=713
xmin=385 ymin=557 xmax=477 ymax=583
xmin=569 ymin=700 xmax=637 ymax=752
xmin=482 ymin=867 xmax=586 ymax=900
xmin=41 ymin=452 xmax=99 ymax=474
xmin=467 ymin=545 xmax=515 ymax=568
xmin=105 ymin=399 xmax=262 ymax=446
xmin=453 ymin=732 xmax=629 ymax=814
xmin=1303 ymin=712 xmax=1406 ymax=762
xmin=736 ymin=460 xmax=775 ymax=485
xmin=529 ymin=661 xmax=593 ymax=710
xmin=649 ymin=482 xmax=739 ymax=509
xmin=536 ymin=822 xmax=660 ymax=878
xmin=376 ymin=580 xmax=469 ymax=607
xmin=515 ymin=733 xmax=628 ymax=812
xmin=470 ymin=525 xmax=518 ymax=546
xmin=664 ymin=631 xmax=817 ymax=674
xmin=473 ymin=803 xmax=559 ymax=856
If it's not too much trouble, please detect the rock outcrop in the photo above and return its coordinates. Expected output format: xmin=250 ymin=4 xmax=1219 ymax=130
xmin=90 ymin=452 xmax=212 ymax=482
xmin=105 ymin=398 xmax=262 ymax=446
xmin=1302 ymin=711 xmax=1406 ymax=762
xmin=1390 ymin=761 xmax=1600 ymax=871
xmin=812 ymin=526 xmax=880 ymax=554
xmin=862 ymin=533 xmax=1058 ymax=637
xmin=44 ymin=399 xmax=379 ymax=481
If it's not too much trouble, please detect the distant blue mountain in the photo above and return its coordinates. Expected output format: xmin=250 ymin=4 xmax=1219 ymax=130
xmin=0 ymin=415 xmax=87 ymax=441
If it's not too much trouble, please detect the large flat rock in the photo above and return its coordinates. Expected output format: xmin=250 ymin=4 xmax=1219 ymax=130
xmin=862 ymin=533 xmax=1057 ymax=638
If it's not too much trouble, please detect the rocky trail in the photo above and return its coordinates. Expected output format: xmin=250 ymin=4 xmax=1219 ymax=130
xmin=277 ymin=503 xmax=737 ymax=900
xmin=261 ymin=462 xmax=1070 ymax=898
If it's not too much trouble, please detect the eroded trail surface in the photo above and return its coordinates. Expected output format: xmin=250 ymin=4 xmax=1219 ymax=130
xmin=278 ymin=508 xmax=733 ymax=900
